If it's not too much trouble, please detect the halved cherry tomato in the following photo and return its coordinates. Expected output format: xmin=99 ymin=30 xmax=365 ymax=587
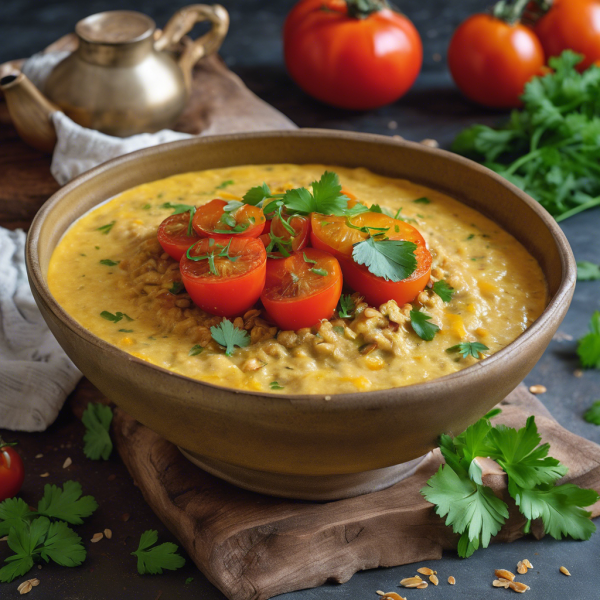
xmin=311 ymin=212 xmax=431 ymax=307
xmin=180 ymin=237 xmax=266 ymax=317
xmin=0 ymin=437 xmax=24 ymax=501
xmin=261 ymin=248 xmax=342 ymax=330
xmin=271 ymin=212 xmax=311 ymax=252
xmin=192 ymin=199 xmax=265 ymax=241
xmin=157 ymin=212 xmax=201 ymax=261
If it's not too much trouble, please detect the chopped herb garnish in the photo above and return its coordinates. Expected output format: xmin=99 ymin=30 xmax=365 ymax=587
xmin=369 ymin=204 xmax=395 ymax=217
xmin=185 ymin=239 xmax=239 ymax=276
xmin=466 ymin=233 xmax=475 ymax=240
xmin=333 ymin=326 xmax=345 ymax=335
xmin=118 ymin=329 xmax=134 ymax=333
xmin=584 ymin=401 xmax=600 ymax=425
xmin=337 ymin=294 xmax=355 ymax=318
xmin=410 ymin=310 xmax=439 ymax=341
xmin=310 ymin=267 xmax=328 ymax=276
xmin=577 ymin=310 xmax=600 ymax=369
xmin=352 ymin=237 xmax=417 ymax=282
xmin=216 ymin=180 xmax=234 ymax=189
xmin=99 ymin=259 xmax=119 ymax=267
xmin=243 ymin=182 xmax=272 ymax=206
xmin=270 ymin=381 xmax=284 ymax=390
xmin=160 ymin=202 xmax=195 ymax=215
xmin=577 ymin=261 xmax=600 ymax=281
xmin=96 ymin=221 xmax=115 ymax=235
xmin=210 ymin=319 xmax=250 ymax=356
xmin=142 ymin=204 xmax=151 ymax=210
xmin=265 ymin=231 xmax=292 ymax=257
xmin=100 ymin=311 xmax=133 ymax=323
xmin=188 ymin=345 xmax=203 ymax=356
xmin=169 ymin=281 xmax=186 ymax=295
xmin=223 ymin=200 xmax=244 ymax=212
xmin=345 ymin=215 xmax=389 ymax=235
xmin=95 ymin=246 xmax=100 ymax=250
xmin=187 ymin=206 xmax=196 ymax=236
xmin=132 ymin=530 xmax=185 ymax=575
xmin=413 ymin=197 xmax=431 ymax=204
xmin=447 ymin=342 xmax=489 ymax=359
xmin=303 ymin=252 xmax=317 ymax=264
xmin=432 ymin=280 xmax=455 ymax=302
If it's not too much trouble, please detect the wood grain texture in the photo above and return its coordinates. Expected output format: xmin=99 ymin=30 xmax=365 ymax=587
xmin=101 ymin=386 xmax=600 ymax=600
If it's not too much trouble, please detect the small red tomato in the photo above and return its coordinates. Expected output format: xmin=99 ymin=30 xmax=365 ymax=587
xmin=284 ymin=0 xmax=422 ymax=110
xmin=535 ymin=0 xmax=600 ymax=71
xmin=180 ymin=237 xmax=266 ymax=317
xmin=192 ymin=199 xmax=265 ymax=241
xmin=261 ymin=248 xmax=342 ymax=330
xmin=270 ymin=212 xmax=311 ymax=252
xmin=0 ymin=438 xmax=25 ymax=501
xmin=448 ymin=14 xmax=545 ymax=108
xmin=157 ymin=211 xmax=201 ymax=261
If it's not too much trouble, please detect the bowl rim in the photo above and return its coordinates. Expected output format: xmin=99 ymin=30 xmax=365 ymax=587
xmin=26 ymin=128 xmax=577 ymax=408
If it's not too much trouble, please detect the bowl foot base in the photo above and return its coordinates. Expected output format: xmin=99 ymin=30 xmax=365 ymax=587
xmin=178 ymin=448 xmax=428 ymax=501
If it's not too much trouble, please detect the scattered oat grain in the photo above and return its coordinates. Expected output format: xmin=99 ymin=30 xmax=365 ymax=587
xmin=388 ymin=121 xmax=398 ymax=131
xmin=493 ymin=579 xmax=510 ymax=588
xmin=400 ymin=576 xmax=423 ymax=588
xmin=376 ymin=592 xmax=385 ymax=596
xmin=417 ymin=567 xmax=435 ymax=576
xmin=91 ymin=533 xmax=104 ymax=543
xmin=522 ymin=559 xmax=533 ymax=569
xmin=17 ymin=581 xmax=33 ymax=595
xmin=429 ymin=574 xmax=439 ymax=586
xmin=104 ymin=528 xmax=112 ymax=539
xmin=559 ymin=566 xmax=571 ymax=576
xmin=420 ymin=139 xmax=439 ymax=148
xmin=574 ymin=369 xmax=583 ymax=378
xmin=40 ymin=472 xmax=49 ymax=478
xmin=416 ymin=582 xmax=428 ymax=589
xmin=0 ymin=536 xmax=7 ymax=542
xmin=495 ymin=569 xmax=515 ymax=581
xmin=448 ymin=576 xmax=455 ymax=585
xmin=381 ymin=593 xmax=405 ymax=600
xmin=509 ymin=581 xmax=530 ymax=593
xmin=517 ymin=561 xmax=528 ymax=574
xmin=529 ymin=385 xmax=547 ymax=394
xmin=62 ymin=457 xmax=72 ymax=469
xmin=35 ymin=454 xmax=43 ymax=459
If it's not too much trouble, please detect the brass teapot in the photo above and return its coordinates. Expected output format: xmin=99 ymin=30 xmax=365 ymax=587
xmin=0 ymin=5 xmax=229 ymax=149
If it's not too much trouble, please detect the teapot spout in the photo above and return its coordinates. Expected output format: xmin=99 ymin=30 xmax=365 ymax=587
xmin=1 ymin=71 xmax=58 ymax=153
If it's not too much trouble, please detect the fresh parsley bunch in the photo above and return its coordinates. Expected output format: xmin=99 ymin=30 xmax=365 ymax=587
xmin=421 ymin=413 xmax=599 ymax=558
xmin=452 ymin=51 xmax=600 ymax=222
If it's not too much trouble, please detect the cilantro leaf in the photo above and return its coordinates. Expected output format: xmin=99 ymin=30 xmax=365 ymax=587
xmin=210 ymin=319 xmax=250 ymax=356
xmin=37 ymin=481 xmax=98 ymax=525
xmin=488 ymin=417 xmax=568 ymax=488
xmin=447 ymin=342 xmax=489 ymax=360
xmin=0 ymin=517 xmax=50 ymax=582
xmin=309 ymin=171 xmax=350 ymax=214
xmin=40 ymin=520 xmax=86 ymax=567
xmin=421 ymin=465 xmax=508 ymax=555
xmin=353 ymin=238 xmax=417 ymax=282
xmin=432 ymin=280 xmax=455 ymax=302
xmin=82 ymin=403 xmax=113 ymax=461
xmin=337 ymin=294 xmax=355 ymax=319
xmin=132 ymin=530 xmax=185 ymax=575
xmin=368 ymin=204 xmax=395 ymax=217
xmin=100 ymin=311 xmax=133 ymax=323
xmin=410 ymin=310 xmax=439 ymax=341
xmin=578 ymin=311 xmax=600 ymax=368
xmin=160 ymin=202 xmax=195 ymax=215
xmin=584 ymin=401 xmax=600 ymax=425
xmin=0 ymin=497 xmax=33 ymax=536
xmin=577 ymin=261 xmax=600 ymax=281
xmin=511 ymin=482 xmax=598 ymax=540
xmin=243 ymin=183 xmax=272 ymax=206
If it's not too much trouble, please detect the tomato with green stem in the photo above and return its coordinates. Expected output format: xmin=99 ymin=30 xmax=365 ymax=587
xmin=448 ymin=0 xmax=545 ymax=108
xmin=284 ymin=0 xmax=422 ymax=110
xmin=270 ymin=211 xmax=311 ymax=252
xmin=0 ymin=436 xmax=24 ymax=501
xmin=261 ymin=248 xmax=343 ymax=330
xmin=157 ymin=211 xmax=201 ymax=261
xmin=192 ymin=199 xmax=265 ymax=240
xmin=180 ymin=237 xmax=266 ymax=317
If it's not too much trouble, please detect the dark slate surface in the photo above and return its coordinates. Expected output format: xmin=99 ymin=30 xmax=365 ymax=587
xmin=1 ymin=0 xmax=599 ymax=598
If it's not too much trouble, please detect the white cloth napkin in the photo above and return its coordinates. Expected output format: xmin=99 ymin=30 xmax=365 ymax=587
xmin=0 ymin=229 xmax=81 ymax=431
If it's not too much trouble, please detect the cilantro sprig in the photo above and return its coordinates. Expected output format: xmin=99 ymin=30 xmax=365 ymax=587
xmin=432 ymin=280 xmax=455 ymax=302
xmin=421 ymin=414 xmax=599 ymax=558
xmin=353 ymin=237 xmax=417 ymax=282
xmin=410 ymin=310 xmax=439 ymax=341
xmin=100 ymin=311 xmax=133 ymax=323
xmin=210 ymin=319 xmax=250 ymax=356
xmin=82 ymin=403 xmax=113 ymax=461
xmin=160 ymin=201 xmax=195 ymax=215
xmin=185 ymin=238 xmax=239 ymax=276
xmin=132 ymin=530 xmax=185 ymax=575
xmin=577 ymin=310 xmax=600 ymax=369
xmin=447 ymin=342 xmax=489 ymax=360
xmin=337 ymin=294 xmax=355 ymax=319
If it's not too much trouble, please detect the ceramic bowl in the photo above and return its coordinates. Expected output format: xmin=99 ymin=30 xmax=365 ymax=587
xmin=26 ymin=130 xmax=576 ymax=500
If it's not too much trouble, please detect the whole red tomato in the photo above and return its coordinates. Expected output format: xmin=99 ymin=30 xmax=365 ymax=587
xmin=448 ymin=14 xmax=545 ymax=108
xmin=284 ymin=0 xmax=422 ymax=110
xmin=0 ymin=437 xmax=25 ymax=501
xmin=535 ymin=0 xmax=600 ymax=71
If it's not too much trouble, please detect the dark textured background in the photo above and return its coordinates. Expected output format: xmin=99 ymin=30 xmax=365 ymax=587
xmin=1 ymin=0 xmax=599 ymax=598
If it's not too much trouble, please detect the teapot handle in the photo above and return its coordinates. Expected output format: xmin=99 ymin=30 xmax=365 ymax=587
xmin=155 ymin=4 xmax=229 ymax=93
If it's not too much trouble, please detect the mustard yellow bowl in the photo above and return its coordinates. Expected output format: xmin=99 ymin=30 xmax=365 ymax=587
xmin=26 ymin=130 xmax=576 ymax=500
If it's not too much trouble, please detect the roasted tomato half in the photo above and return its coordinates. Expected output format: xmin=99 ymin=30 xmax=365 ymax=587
xmin=192 ymin=199 xmax=265 ymax=241
xmin=311 ymin=211 xmax=431 ymax=307
xmin=180 ymin=237 xmax=266 ymax=317
xmin=157 ymin=211 xmax=201 ymax=261
xmin=261 ymin=248 xmax=342 ymax=330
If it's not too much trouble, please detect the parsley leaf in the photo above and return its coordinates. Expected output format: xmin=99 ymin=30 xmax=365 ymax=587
xmin=132 ymin=530 xmax=185 ymax=575
xmin=410 ymin=310 xmax=439 ymax=341
xmin=353 ymin=238 xmax=417 ymax=282
xmin=100 ymin=311 xmax=133 ymax=323
xmin=37 ymin=481 xmax=98 ymax=525
xmin=210 ymin=319 xmax=250 ymax=356
xmin=0 ymin=498 xmax=33 ymax=536
xmin=160 ymin=202 xmax=195 ymax=215
xmin=96 ymin=221 xmax=115 ymax=234
xmin=447 ymin=342 xmax=489 ymax=360
xmin=577 ymin=261 xmax=600 ymax=281
xmin=40 ymin=520 xmax=86 ymax=567
xmin=577 ymin=311 xmax=600 ymax=369
xmin=99 ymin=259 xmax=119 ymax=267
xmin=281 ymin=171 xmax=350 ymax=216
xmin=584 ymin=401 xmax=600 ymax=425
xmin=337 ymin=294 xmax=355 ymax=319
xmin=432 ymin=280 xmax=455 ymax=302
xmin=243 ymin=182 xmax=273 ymax=206
xmin=82 ymin=403 xmax=113 ymax=461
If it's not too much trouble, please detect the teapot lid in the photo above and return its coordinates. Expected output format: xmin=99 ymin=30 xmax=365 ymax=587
xmin=75 ymin=11 xmax=155 ymax=45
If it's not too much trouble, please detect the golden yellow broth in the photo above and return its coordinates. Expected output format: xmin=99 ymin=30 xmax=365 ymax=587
xmin=48 ymin=164 xmax=547 ymax=394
